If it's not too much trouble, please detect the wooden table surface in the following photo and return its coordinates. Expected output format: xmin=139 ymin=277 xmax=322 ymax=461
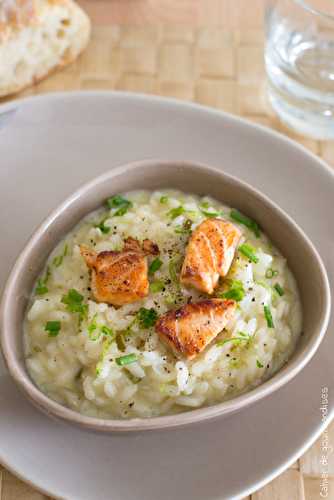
xmin=0 ymin=1 xmax=333 ymax=499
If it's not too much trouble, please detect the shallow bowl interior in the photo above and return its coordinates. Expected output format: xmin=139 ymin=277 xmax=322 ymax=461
xmin=0 ymin=160 xmax=330 ymax=432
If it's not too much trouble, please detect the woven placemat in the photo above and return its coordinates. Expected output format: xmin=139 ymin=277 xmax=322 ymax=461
xmin=0 ymin=22 xmax=333 ymax=500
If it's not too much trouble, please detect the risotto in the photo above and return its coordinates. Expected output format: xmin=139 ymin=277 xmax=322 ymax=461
xmin=24 ymin=190 xmax=302 ymax=419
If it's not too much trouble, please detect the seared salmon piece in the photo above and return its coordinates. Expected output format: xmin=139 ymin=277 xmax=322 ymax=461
xmin=155 ymin=298 xmax=236 ymax=359
xmin=80 ymin=237 xmax=159 ymax=306
xmin=181 ymin=218 xmax=241 ymax=294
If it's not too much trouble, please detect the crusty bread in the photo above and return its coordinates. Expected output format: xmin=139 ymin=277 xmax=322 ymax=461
xmin=0 ymin=0 xmax=90 ymax=97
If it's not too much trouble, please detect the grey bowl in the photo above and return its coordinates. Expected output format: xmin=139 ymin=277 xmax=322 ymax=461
xmin=0 ymin=160 xmax=331 ymax=432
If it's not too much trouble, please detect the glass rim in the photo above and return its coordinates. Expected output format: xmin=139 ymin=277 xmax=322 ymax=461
xmin=294 ymin=0 xmax=334 ymax=22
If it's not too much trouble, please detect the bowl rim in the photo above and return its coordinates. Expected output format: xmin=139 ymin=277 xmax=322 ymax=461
xmin=0 ymin=159 xmax=331 ymax=432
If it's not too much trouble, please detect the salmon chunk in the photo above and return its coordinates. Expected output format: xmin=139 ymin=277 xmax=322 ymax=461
xmin=155 ymin=298 xmax=236 ymax=359
xmin=80 ymin=237 xmax=159 ymax=306
xmin=181 ymin=218 xmax=241 ymax=294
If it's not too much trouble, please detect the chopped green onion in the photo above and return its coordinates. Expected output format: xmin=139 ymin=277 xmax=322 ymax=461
xmin=106 ymin=195 xmax=133 ymax=216
xmin=255 ymin=280 xmax=271 ymax=291
xmin=175 ymin=219 xmax=193 ymax=234
xmin=101 ymin=325 xmax=115 ymax=338
xmin=125 ymin=371 xmax=141 ymax=384
xmin=200 ymin=207 xmax=221 ymax=218
xmin=61 ymin=289 xmax=87 ymax=320
xmin=53 ymin=244 xmax=68 ymax=267
xmin=219 ymin=279 xmax=245 ymax=302
xmin=274 ymin=283 xmax=285 ymax=296
xmin=230 ymin=209 xmax=260 ymax=238
xmin=148 ymin=257 xmax=163 ymax=275
xmin=106 ymin=194 xmax=130 ymax=208
xmin=169 ymin=257 xmax=180 ymax=284
xmin=116 ymin=332 xmax=126 ymax=351
xmin=150 ymin=281 xmax=165 ymax=293
xmin=35 ymin=267 xmax=51 ymax=295
xmin=96 ymin=338 xmax=113 ymax=375
xmin=265 ymin=268 xmax=279 ymax=279
xmin=95 ymin=216 xmax=110 ymax=234
xmin=160 ymin=195 xmax=169 ymax=204
xmin=222 ymin=288 xmax=244 ymax=301
xmin=116 ymin=353 xmax=138 ymax=366
xmin=264 ymin=305 xmax=274 ymax=328
xmin=216 ymin=332 xmax=252 ymax=347
xmin=44 ymin=320 xmax=61 ymax=337
xmin=168 ymin=206 xmax=186 ymax=219
xmin=256 ymin=359 xmax=264 ymax=368
xmin=35 ymin=280 xmax=48 ymax=295
xmin=137 ymin=307 xmax=158 ymax=328
xmin=238 ymin=243 xmax=259 ymax=263
xmin=88 ymin=314 xmax=99 ymax=340
xmin=114 ymin=205 xmax=130 ymax=216
xmin=200 ymin=201 xmax=210 ymax=208
xmin=88 ymin=315 xmax=115 ymax=341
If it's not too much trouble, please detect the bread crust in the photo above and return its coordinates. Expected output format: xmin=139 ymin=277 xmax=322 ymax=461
xmin=0 ymin=0 xmax=90 ymax=97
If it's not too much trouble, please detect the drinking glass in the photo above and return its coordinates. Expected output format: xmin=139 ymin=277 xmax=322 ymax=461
xmin=265 ymin=0 xmax=334 ymax=139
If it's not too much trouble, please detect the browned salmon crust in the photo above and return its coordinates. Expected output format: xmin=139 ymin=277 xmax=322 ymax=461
xmin=155 ymin=298 xmax=236 ymax=359
xmin=80 ymin=237 xmax=159 ymax=306
xmin=181 ymin=218 xmax=241 ymax=294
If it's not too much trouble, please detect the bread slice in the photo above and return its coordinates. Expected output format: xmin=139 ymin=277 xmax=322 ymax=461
xmin=0 ymin=0 xmax=91 ymax=97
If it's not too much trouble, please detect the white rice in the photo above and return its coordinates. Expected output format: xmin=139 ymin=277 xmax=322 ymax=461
xmin=24 ymin=190 xmax=302 ymax=419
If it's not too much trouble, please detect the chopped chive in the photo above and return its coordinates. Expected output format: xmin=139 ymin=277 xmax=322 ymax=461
xmin=53 ymin=244 xmax=68 ymax=267
xmin=44 ymin=320 xmax=61 ymax=337
xmin=274 ymin=283 xmax=285 ymax=296
xmin=168 ymin=206 xmax=186 ymax=219
xmin=101 ymin=325 xmax=114 ymax=338
xmin=264 ymin=305 xmax=274 ymax=328
xmin=169 ymin=257 xmax=181 ymax=284
xmin=150 ymin=281 xmax=165 ymax=293
xmin=238 ymin=243 xmax=259 ymax=263
xmin=137 ymin=307 xmax=158 ymax=328
xmin=256 ymin=359 xmax=264 ymax=368
xmin=200 ymin=207 xmax=221 ymax=218
xmin=116 ymin=332 xmax=126 ymax=351
xmin=221 ymin=288 xmax=244 ymax=301
xmin=35 ymin=279 xmax=48 ymax=295
xmin=255 ymin=279 xmax=271 ymax=291
xmin=106 ymin=195 xmax=133 ymax=216
xmin=114 ymin=205 xmax=130 ymax=216
xmin=160 ymin=195 xmax=169 ymax=204
xmin=88 ymin=314 xmax=99 ymax=340
xmin=230 ymin=209 xmax=260 ymax=237
xmin=35 ymin=267 xmax=51 ymax=295
xmin=61 ymin=289 xmax=87 ymax=320
xmin=175 ymin=219 xmax=193 ymax=234
xmin=106 ymin=195 xmax=130 ymax=208
xmin=125 ymin=371 xmax=141 ymax=384
xmin=116 ymin=353 xmax=138 ymax=366
xmin=148 ymin=257 xmax=163 ymax=275
xmin=238 ymin=331 xmax=248 ymax=337
xmin=216 ymin=333 xmax=251 ymax=347
xmin=265 ymin=268 xmax=279 ymax=279
xmin=200 ymin=201 xmax=210 ymax=208
xmin=218 ymin=279 xmax=245 ymax=302
xmin=217 ymin=338 xmax=242 ymax=347
xmin=96 ymin=337 xmax=114 ymax=375
xmin=95 ymin=216 xmax=110 ymax=234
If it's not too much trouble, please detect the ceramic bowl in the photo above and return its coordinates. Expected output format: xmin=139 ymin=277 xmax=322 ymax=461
xmin=0 ymin=160 xmax=331 ymax=432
